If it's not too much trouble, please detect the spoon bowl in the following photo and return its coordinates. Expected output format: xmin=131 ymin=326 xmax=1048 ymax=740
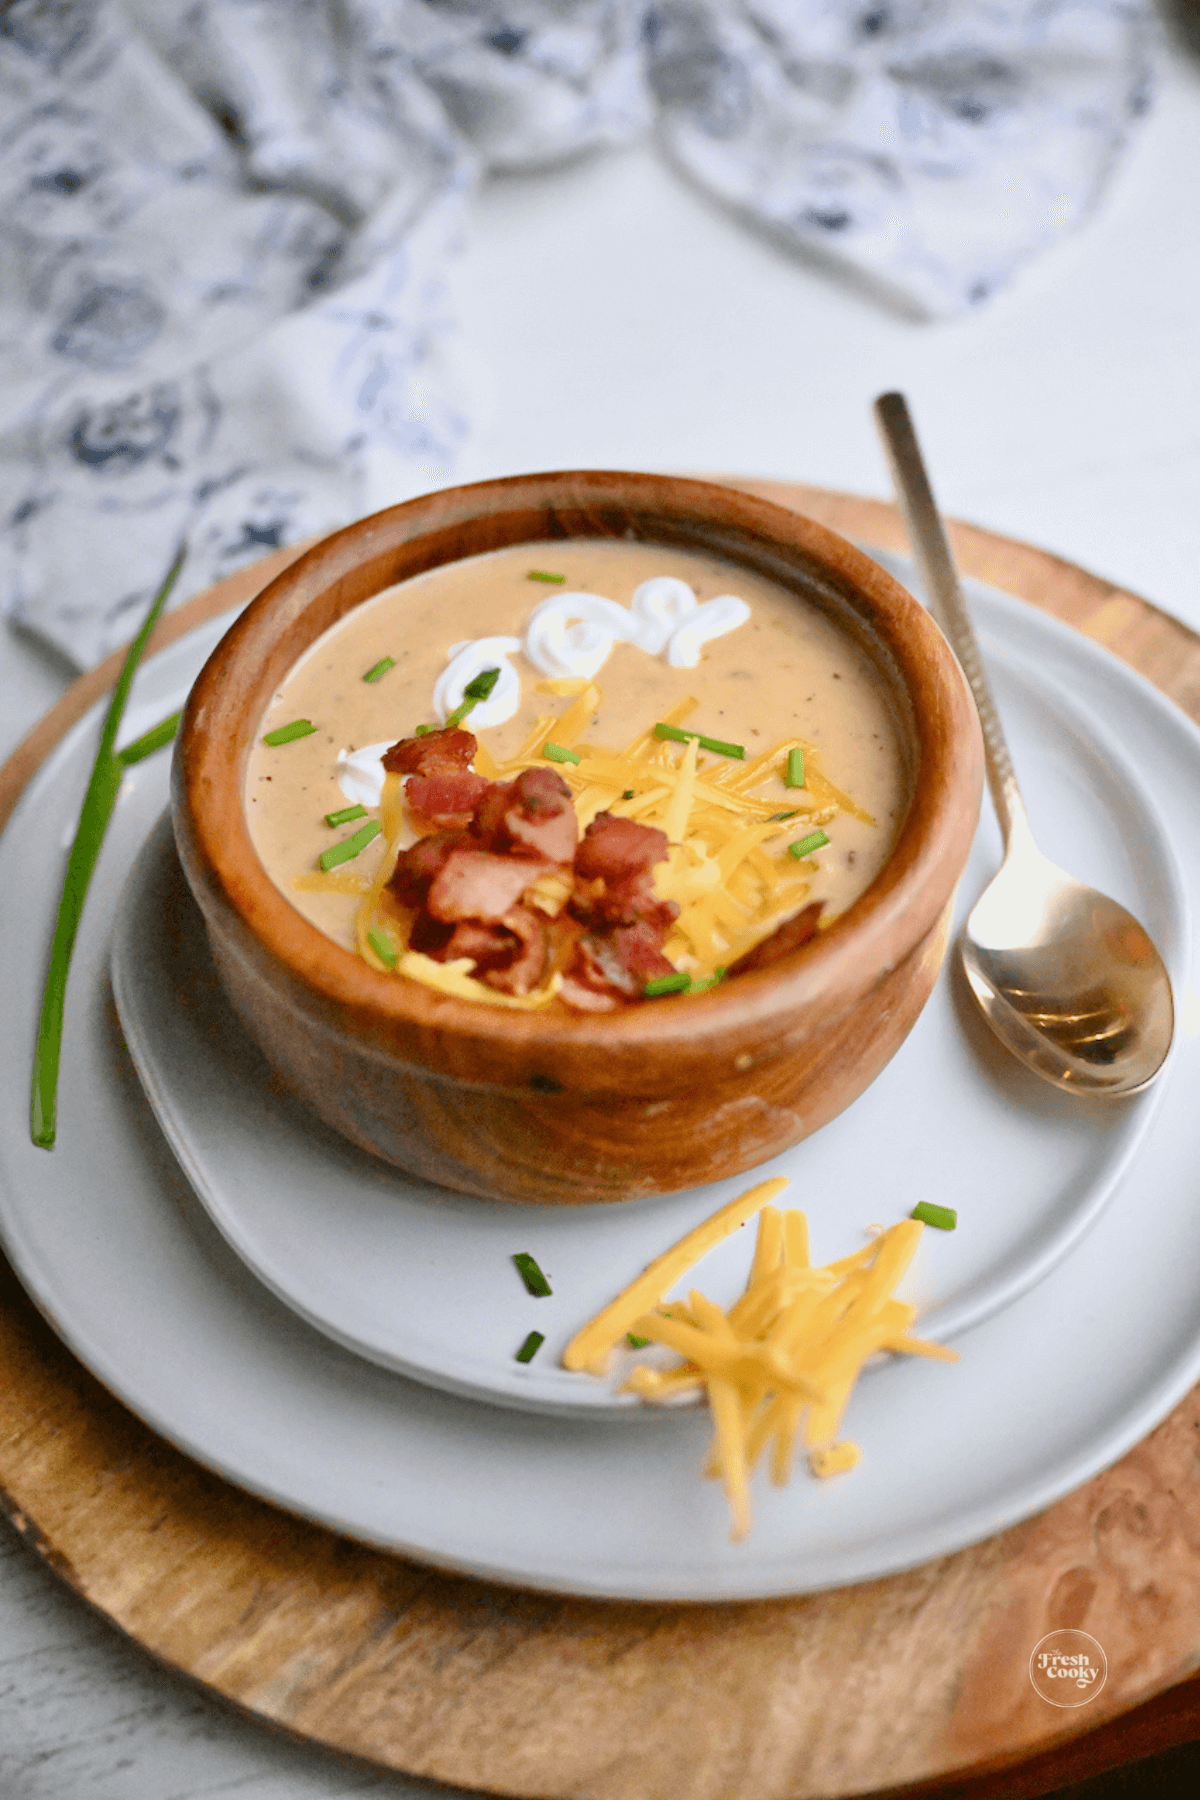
xmin=874 ymin=392 xmax=1175 ymax=1097
xmin=961 ymin=821 xmax=1174 ymax=1093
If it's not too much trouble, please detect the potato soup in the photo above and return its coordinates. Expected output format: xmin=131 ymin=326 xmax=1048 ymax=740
xmin=245 ymin=540 xmax=911 ymax=1002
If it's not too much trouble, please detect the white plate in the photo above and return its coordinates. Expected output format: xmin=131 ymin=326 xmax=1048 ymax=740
xmin=2 ymin=580 xmax=1200 ymax=1602
xmin=108 ymin=629 xmax=1185 ymax=1417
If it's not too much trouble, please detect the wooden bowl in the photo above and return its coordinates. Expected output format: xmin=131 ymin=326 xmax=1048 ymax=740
xmin=173 ymin=471 xmax=983 ymax=1204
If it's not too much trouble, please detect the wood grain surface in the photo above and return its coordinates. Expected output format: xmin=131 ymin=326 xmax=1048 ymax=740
xmin=4 ymin=484 xmax=1200 ymax=1800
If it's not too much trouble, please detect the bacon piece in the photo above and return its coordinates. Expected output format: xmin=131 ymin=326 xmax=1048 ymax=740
xmin=413 ymin=908 xmax=549 ymax=997
xmin=569 ymin=812 xmax=676 ymax=942
xmin=437 ymin=919 xmax=508 ymax=963
xmin=571 ymin=873 xmax=678 ymax=934
xmin=567 ymin=923 xmax=679 ymax=1001
xmin=482 ymin=907 xmax=549 ymax=996
xmin=470 ymin=783 xmax=509 ymax=845
xmin=472 ymin=767 xmax=577 ymax=864
xmin=727 ymin=902 xmax=824 ymax=978
xmin=561 ymin=814 xmax=680 ymax=1005
xmin=382 ymin=728 xmax=477 ymax=777
xmin=559 ymin=975 xmax=621 ymax=1013
xmin=574 ymin=813 xmax=668 ymax=884
xmin=388 ymin=830 xmax=470 ymax=908
xmin=427 ymin=848 xmax=551 ymax=923
xmin=406 ymin=771 xmax=490 ymax=832
xmin=611 ymin=923 xmax=678 ymax=985
xmin=406 ymin=912 xmax=456 ymax=958
xmin=386 ymin=772 xmax=685 ymax=1010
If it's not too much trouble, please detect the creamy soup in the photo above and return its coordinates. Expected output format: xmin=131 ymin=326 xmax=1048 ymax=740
xmin=245 ymin=541 xmax=910 ymax=1002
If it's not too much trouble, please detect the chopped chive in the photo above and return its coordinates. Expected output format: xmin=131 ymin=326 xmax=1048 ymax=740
xmin=325 ymin=804 xmax=368 ymax=827
xmin=788 ymin=829 xmax=830 ymax=861
xmin=645 ymin=971 xmax=690 ymax=997
xmin=653 ymin=722 xmax=744 ymax=759
xmin=627 ymin=1333 xmax=650 ymax=1349
xmin=786 ymin=747 xmax=806 ymax=789
xmin=414 ymin=723 xmax=434 ymax=735
xmin=513 ymin=1252 xmax=552 ymax=1297
xmin=621 ymin=788 xmax=636 ymax=800
xmin=769 ymin=810 xmax=799 ymax=823
xmin=528 ymin=570 xmax=566 ymax=583
xmin=543 ymin=742 xmax=580 ymax=765
xmin=464 ymin=667 xmax=501 ymax=702
xmin=264 ymin=718 xmax=317 ymax=747
xmin=911 ymin=1202 xmax=957 ymax=1231
xmin=32 ymin=541 xmax=187 ymax=1149
xmin=444 ymin=668 xmax=500 ymax=730
xmin=368 ymin=926 xmax=398 ymax=968
xmin=363 ymin=656 xmax=395 ymax=683
xmin=117 ymin=709 xmax=182 ymax=766
xmin=515 ymin=1330 xmax=545 ymax=1363
xmin=686 ymin=971 xmax=723 ymax=994
xmin=318 ymin=820 xmax=381 ymax=872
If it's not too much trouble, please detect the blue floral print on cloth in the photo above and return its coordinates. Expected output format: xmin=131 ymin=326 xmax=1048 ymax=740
xmin=0 ymin=0 xmax=1153 ymax=666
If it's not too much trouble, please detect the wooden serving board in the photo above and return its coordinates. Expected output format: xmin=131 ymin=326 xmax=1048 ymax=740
xmin=4 ymin=483 xmax=1200 ymax=1800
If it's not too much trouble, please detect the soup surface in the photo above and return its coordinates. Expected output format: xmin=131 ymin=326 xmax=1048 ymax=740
xmin=245 ymin=540 xmax=910 ymax=1001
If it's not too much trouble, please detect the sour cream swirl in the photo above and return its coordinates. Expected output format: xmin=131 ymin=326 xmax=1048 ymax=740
xmin=524 ymin=578 xmax=750 ymax=679
xmin=433 ymin=635 xmax=523 ymax=728
xmin=335 ymin=573 xmax=753 ymax=805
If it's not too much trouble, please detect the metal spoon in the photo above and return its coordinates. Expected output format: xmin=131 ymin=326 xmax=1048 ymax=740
xmin=874 ymin=391 xmax=1174 ymax=1095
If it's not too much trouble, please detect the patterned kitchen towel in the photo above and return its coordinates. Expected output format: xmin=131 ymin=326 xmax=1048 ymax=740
xmin=1 ymin=0 xmax=1153 ymax=667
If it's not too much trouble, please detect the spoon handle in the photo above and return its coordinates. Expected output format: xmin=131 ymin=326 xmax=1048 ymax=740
xmin=873 ymin=392 xmax=1028 ymax=850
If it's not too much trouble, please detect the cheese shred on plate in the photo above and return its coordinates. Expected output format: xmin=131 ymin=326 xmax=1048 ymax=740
xmin=562 ymin=1178 xmax=959 ymax=1542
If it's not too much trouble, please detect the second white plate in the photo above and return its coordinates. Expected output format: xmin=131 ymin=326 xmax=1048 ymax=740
xmin=109 ymin=614 xmax=1186 ymax=1416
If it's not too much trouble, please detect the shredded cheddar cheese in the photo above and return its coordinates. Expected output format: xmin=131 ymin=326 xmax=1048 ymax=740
xmin=809 ymin=1442 xmax=862 ymax=1479
xmin=292 ymin=870 xmax=373 ymax=896
xmin=564 ymin=1180 xmax=958 ymax=1541
xmin=395 ymin=954 xmax=565 ymax=1009
xmin=491 ymin=684 xmax=877 ymax=980
xmin=561 ymin=1176 xmax=790 ymax=1375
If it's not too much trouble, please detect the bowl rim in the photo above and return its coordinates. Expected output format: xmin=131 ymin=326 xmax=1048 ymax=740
xmin=174 ymin=469 xmax=982 ymax=1090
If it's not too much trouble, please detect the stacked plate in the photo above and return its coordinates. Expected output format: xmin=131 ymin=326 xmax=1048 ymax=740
xmin=1 ymin=566 xmax=1197 ymax=1602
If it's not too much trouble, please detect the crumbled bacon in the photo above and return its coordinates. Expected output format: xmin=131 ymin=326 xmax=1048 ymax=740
xmin=388 ymin=830 xmax=471 ymax=908
xmin=574 ymin=812 xmax=668 ymax=884
xmin=472 ymin=767 xmax=577 ymax=864
xmin=427 ymin=847 xmax=552 ymax=923
xmin=727 ymin=901 xmax=824 ymax=977
xmin=567 ymin=922 xmax=679 ymax=1001
xmin=568 ymin=812 xmax=678 ymax=943
xmin=571 ymin=872 xmax=678 ymax=935
xmin=384 ymin=768 xmax=684 ymax=1010
xmin=382 ymin=728 xmax=477 ymax=777
xmin=406 ymin=771 xmax=490 ymax=832
xmin=557 ymin=975 xmax=621 ymax=1013
xmin=483 ymin=907 xmax=549 ymax=995
xmin=414 ymin=907 xmax=550 ymax=996
xmin=560 ymin=812 xmax=679 ymax=1007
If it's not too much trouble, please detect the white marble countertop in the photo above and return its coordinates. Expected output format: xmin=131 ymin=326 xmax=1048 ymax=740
xmin=3 ymin=30 xmax=1200 ymax=1798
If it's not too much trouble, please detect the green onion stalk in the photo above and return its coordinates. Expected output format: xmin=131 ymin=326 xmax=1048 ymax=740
xmin=31 ymin=543 xmax=188 ymax=1148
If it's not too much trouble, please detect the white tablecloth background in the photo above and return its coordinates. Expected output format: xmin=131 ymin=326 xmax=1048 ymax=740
xmin=0 ymin=0 xmax=1159 ymax=668
xmin=2 ymin=24 xmax=1200 ymax=1800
